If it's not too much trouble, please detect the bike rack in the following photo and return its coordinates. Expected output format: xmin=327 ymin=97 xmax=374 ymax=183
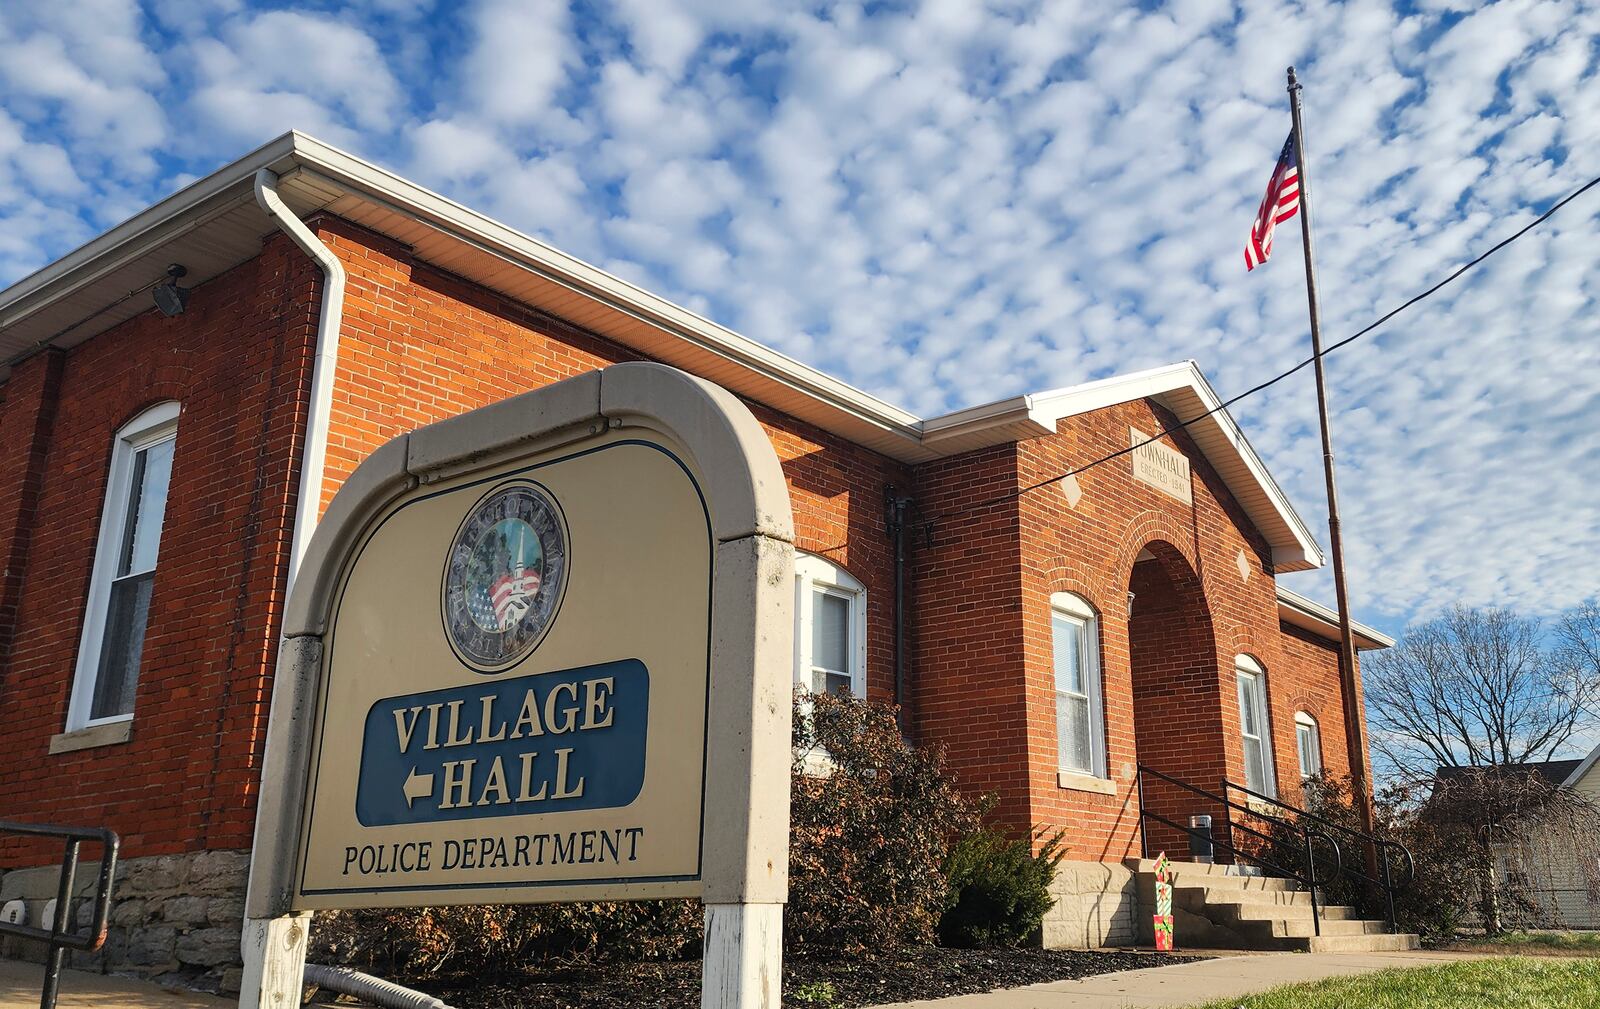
xmin=0 ymin=820 xmax=119 ymax=1009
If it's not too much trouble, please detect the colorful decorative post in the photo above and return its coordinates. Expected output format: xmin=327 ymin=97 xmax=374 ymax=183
xmin=1152 ymin=851 xmax=1175 ymax=951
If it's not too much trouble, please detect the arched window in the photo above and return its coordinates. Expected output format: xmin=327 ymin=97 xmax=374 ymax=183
xmin=794 ymin=554 xmax=866 ymax=698
xmin=1295 ymin=711 xmax=1323 ymax=779
xmin=1234 ymin=654 xmax=1277 ymax=797
xmin=1052 ymin=592 xmax=1106 ymax=779
xmin=67 ymin=402 xmax=181 ymax=731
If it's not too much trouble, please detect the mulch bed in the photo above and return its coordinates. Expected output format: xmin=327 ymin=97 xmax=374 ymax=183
xmin=402 ymin=947 xmax=1207 ymax=1008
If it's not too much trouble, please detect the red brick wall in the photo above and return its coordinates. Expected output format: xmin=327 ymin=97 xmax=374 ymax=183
xmin=311 ymin=219 xmax=912 ymax=706
xmin=0 ymin=235 xmax=317 ymax=861
xmin=0 ymin=349 xmax=64 ymax=673
xmin=1274 ymin=621 xmax=1363 ymax=790
xmin=1127 ymin=549 xmax=1229 ymax=857
xmin=1007 ymin=398 xmax=1365 ymax=863
xmin=0 ymin=214 xmax=1371 ymax=875
xmin=906 ymin=445 xmax=1031 ymax=826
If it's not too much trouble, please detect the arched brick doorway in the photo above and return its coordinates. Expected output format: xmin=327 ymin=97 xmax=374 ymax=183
xmin=1127 ymin=541 xmax=1227 ymax=859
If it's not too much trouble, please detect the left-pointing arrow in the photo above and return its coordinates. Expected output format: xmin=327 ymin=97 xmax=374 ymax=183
xmin=403 ymin=767 xmax=435 ymax=808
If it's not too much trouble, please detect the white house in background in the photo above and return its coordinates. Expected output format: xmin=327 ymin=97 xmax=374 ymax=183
xmin=1472 ymin=745 xmax=1600 ymax=929
xmin=1542 ymin=745 xmax=1600 ymax=927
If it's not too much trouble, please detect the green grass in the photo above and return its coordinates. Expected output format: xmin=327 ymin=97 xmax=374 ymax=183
xmin=1184 ymin=957 xmax=1600 ymax=1009
xmin=1481 ymin=930 xmax=1600 ymax=952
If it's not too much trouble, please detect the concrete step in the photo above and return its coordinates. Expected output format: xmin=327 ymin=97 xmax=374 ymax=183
xmin=1126 ymin=858 xmax=1268 ymax=877
xmin=1163 ymin=874 xmax=1300 ymax=893
xmin=1190 ymin=888 xmax=1322 ymax=908
xmin=1251 ymin=918 xmax=1390 ymax=939
xmin=1208 ymin=900 xmax=1364 ymax=921
xmin=1304 ymin=932 xmax=1421 ymax=953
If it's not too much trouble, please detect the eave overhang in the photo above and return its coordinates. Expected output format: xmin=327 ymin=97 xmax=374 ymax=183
xmin=1276 ymin=586 xmax=1395 ymax=650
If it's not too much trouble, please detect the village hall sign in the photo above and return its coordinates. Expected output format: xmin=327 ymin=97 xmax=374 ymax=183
xmin=238 ymin=364 xmax=795 ymax=1009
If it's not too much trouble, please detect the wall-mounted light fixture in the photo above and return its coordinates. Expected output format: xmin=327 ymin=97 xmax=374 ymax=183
xmin=152 ymin=264 xmax=190 ymax=317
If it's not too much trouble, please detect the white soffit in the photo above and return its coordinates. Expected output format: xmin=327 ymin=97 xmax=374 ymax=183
xmin=1276 ymin=586 xmax=1395 ymax=650
xmin=1 ymin=133 xmax=1323 ymax=569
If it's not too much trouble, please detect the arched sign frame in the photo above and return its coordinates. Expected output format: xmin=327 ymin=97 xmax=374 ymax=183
xmin=238 ymin=363 xmax=795 ymax=1009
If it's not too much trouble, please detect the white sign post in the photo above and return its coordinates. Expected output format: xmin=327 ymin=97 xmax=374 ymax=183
xmin=238 ymin=363 xmax=794 ymax=1008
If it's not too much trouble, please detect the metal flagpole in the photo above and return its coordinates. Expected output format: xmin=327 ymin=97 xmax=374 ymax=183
xmin=1286 ymin=66 xmax=1377 ymax=840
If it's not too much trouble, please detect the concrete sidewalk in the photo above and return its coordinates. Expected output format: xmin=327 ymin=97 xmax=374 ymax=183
xmin=875 ymin=950 xmax=1489 ymax=1008
xmin=0 ymin=959 xmax=231 ymax=1008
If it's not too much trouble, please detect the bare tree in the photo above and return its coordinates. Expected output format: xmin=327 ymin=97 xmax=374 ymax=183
xmin=1365 ymin=604 xmax=1600 ymax=934
xmin=1363 ymin=606 xmax=1600 ymax=785
xmin=1555 ymin=601 xmax=1600 ymax=707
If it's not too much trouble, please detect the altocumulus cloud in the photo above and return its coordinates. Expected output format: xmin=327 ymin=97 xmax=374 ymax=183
xmin=1 ymin=0 xmax=1597 ymax=636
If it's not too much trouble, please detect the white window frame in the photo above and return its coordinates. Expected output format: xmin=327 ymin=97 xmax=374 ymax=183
xmin=1234 ymin=654 xmax=1277 ymax=798
xmin=1295 ymin=711 xmax=1323 ymax=779
xmin=1051 ymin=592 xmax=1107 ymax=780
xmin=793 ymin=554 xmax=867 ymax=699
xmin=66 ymin=402 xmax=180 ymax=731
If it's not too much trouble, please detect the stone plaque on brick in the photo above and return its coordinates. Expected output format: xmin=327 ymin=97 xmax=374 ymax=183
xmin=1129 ymin=428 xmax=1192 ymax=504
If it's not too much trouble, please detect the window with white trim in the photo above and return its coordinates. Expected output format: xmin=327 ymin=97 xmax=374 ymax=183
xmin=1295 ymin=711 xmax=1323 ymax=779
xmin=1235 ymin=655 xmax=1276 ymax=797
xmin=1052 ymin=592 xmax=1106 ymax=778
xmin=67 ymin=402 xmax=180 ymax=730
xmin=794 ymin=554 xmax=866 ymax=698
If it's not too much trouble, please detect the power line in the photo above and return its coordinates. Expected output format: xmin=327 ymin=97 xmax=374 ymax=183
xmin=929 ymin=170 xmax=1600 ymax=527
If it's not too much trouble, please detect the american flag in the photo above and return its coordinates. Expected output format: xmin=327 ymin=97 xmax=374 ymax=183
xmin=1244 ymin=132 xmax=1300 ymax=271
xmin=491 ymin=568 xmax=541 ymax=627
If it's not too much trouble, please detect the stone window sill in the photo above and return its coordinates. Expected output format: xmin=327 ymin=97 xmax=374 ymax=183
xmin=1057 ymin=770 xmax=1117 ymax=795
xmin=49 ymin=719 xmax=132 ymax=754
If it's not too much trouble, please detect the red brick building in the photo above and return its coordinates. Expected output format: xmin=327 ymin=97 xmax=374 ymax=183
xmin=0 ymin=133 xmax=1391 ymax=979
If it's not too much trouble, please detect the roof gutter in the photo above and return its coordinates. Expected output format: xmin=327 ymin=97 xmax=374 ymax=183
xmin=253 ymin=167 xmax=345 ymax=591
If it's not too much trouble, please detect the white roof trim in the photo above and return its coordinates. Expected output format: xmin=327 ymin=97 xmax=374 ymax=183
xmin=1 ymin=132 xmax=1326 ymax=571
xmin=927 ymin=362 xmax=1324 ymax=571
xmin=1560 ymin=743 xmax=1600 ymax=788
xmin=1276 ymin=586 xmax=1395 ymax=650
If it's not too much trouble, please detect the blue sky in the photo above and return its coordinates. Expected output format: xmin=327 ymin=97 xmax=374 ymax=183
xmin=1 ymin=0 xmax=1597 ymax=647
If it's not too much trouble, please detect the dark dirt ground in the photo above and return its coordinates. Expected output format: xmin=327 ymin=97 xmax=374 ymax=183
xmin=379 ymin=947 xmax=1206 ymax=1008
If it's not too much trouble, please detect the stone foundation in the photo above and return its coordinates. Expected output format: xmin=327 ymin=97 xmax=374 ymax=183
xmin=1041 ymin=859 xmax=1139 ymax=948
xmin=0 ymin=849 xmax=248 ymax=993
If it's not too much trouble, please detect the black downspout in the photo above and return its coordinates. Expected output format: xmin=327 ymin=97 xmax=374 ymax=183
xmin=886 ymin=486 xmax=931 ymax=736
xmin=889 ymin=491 xmax=907 ymax=733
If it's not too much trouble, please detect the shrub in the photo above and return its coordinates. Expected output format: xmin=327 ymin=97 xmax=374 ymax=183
xmin=787 ymin=690 xmax=978 ymax=951
xmin=938 ymin=823 xmax=1066 ymax=947
xmin=310 ymin=899 xmax=701 ymax=978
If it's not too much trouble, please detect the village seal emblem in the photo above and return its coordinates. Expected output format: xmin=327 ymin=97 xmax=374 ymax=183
xmin=442 ymin=481 xmax=568 ymax=670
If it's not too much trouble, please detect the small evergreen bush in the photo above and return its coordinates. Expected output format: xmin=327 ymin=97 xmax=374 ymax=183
xmin=938 ymin=823 xmax=1066 ymax=947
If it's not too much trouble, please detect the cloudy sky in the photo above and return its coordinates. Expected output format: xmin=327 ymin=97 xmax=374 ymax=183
xmin=1 ymin=0 xmax=1597 ymax=643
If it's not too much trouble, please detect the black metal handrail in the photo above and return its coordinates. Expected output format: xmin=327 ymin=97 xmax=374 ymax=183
xmin=0 ymin=820 xmax=120 ymax=1009
xmin=1223 ymin=779 xmax=1415 ymax=933
xmin=1136 ymin=764 xmax=1341 ymax=937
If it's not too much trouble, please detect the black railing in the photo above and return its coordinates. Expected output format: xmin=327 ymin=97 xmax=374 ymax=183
xmin=0 ymin=820 xmax=120 ymax=1009
xmin=1223 ymin=779 xmax=1416 ymax=934
xmin=1136 ymin=764 xmax=1341 ymax=937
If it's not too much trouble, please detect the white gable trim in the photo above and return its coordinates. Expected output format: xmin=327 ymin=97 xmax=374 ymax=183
xmin=926 ymin=363 xmax=1325 ymax=572
xmin=1560 ymin=743 xmax=1600 ymax=789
